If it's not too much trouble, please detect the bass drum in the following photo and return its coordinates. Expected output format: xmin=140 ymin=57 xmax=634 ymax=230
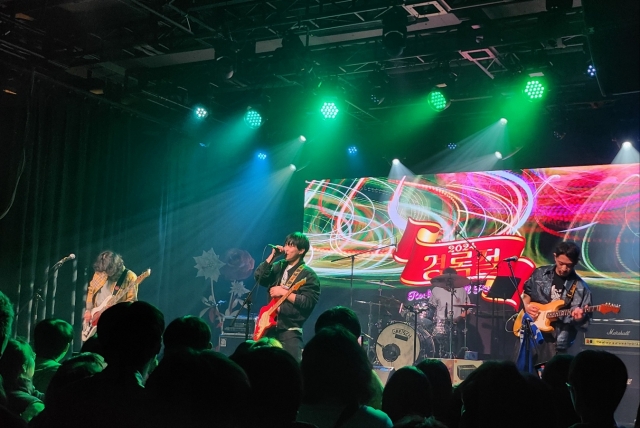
xmin=375 ymin=322 xmax=435 ymax=368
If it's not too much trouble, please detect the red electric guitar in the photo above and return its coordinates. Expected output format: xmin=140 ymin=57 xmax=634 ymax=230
xmin=253 ymin=278 xmax=306 ymax=341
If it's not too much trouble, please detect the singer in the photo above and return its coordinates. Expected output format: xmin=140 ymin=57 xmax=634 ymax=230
xmin=253 ymin=232 xmax=321 ymax=361
xmin=83 ymin=251 xmax=138 ymax=338
xmin=520 ymin=241 xmax=591 ymax=364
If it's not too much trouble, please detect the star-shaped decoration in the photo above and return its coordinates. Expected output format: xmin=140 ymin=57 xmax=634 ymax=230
xmin=229 ymin=280 xmax=249 ymax=297
xmin=194 ymin=248 xmax=226 ymax=282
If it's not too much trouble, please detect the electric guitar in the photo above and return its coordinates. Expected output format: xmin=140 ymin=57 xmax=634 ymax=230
xmin=81 ymin=269 xmax=151 ymax=341
xmin=512 ymin=301 xmax=620 ymax=336
xmin=253 ymin=278 xmax=307 ymax=341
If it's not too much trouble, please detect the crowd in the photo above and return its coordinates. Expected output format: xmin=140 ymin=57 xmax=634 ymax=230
xmin=0 ymin=291 xmax=636 ymax=428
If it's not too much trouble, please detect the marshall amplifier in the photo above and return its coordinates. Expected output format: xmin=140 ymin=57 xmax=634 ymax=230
xmin=222 ymin=315 xmax=255 ymax=335
xmin=582 ymin=318 xmax=640 ymax=348
xmin=580 ymin=319 xmax=639 ymax=426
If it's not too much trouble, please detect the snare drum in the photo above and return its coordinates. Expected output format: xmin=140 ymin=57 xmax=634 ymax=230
xmin=375 ymin=322 xmax=435 ymax=368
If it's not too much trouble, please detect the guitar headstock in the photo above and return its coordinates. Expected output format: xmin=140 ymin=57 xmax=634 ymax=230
xmin=599 ymin=303 xmax=621 ymax=314
xmin=139 ymin=269 xmax=151 ymax=281
xmin=291 ymin=278 xmax=307 ymax=291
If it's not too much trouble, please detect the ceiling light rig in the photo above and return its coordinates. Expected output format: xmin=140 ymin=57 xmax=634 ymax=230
xmin=382 ymin=6 xmax=408 ymax=58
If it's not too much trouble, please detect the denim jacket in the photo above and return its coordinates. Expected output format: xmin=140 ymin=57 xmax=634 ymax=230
xmin=523 ymin=265 xmax=592 ymax=325
xmin=523 ymin=265 xmax=592 ymax=349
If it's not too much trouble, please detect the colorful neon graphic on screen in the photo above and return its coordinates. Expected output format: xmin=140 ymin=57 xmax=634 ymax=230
xmin=304 ymin=164 xmax=639 ymax=309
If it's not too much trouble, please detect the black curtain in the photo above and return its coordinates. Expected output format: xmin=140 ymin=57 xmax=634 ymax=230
xmin=0 ymin=71 xmax=304 ymax=348
xmin=0 ymin=73 xmax=181 ymax=344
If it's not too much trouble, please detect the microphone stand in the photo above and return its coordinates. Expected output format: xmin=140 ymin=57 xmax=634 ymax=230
xmin=455 ymin=230 xmax=498 ymax=354
xmin=506 ymin=259 xmax=534 ymax=372
xmin=232 ymin=251 xmax=283 ymax=341
xmin=331 ymin=243 xmax=395 ymax=308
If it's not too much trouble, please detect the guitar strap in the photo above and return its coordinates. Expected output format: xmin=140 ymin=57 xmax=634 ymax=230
xmin=563 ymin=279 xmax=578 ymax=304
xmin=112 ymin=269 xmax=129 ymax=296
xmin=282 ymin=265 xmax=305 ymax=289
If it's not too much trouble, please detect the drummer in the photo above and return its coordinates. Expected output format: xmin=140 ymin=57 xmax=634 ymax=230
xmin=429 ymin=267 xmax=470 ymax=325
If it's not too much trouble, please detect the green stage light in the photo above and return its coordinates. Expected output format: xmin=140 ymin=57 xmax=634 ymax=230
xmin=320 ymin=102 xmax=339 ymax=119
xmin=244 ymin=108 xmax=263 ymax=129
xmin=524 ymin=79 xmax=545 ymax=100
xmin=194 ymin=106 xmax=208 ymax=119
xmin=427 ymin=90 xmax=450 ymax=112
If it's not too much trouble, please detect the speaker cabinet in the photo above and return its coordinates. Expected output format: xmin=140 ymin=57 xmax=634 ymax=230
xmin=218 ymin=334 xmax=249 ymax=357
xmin=580 ymin=319 xmax=640 ymax=425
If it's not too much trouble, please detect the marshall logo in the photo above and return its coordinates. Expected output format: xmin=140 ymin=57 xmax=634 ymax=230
xmin=607 ymin=329 xmax=631 ymax=336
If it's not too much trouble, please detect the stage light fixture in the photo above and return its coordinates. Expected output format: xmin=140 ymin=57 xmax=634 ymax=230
xmin=194 ymin=106 xmax=208 ymax=119
xmin=320 ymin=101 xmax=339 ymax=119
xmin=495 ymin=151 xmax=503 ymax=159
xmin=368 ymin=69 xmax=390 ymax=106
xmin=427 ymin=89 xmax=450 ymax=112
xmin=622 ymin=141 xmax=632 ymax=149
xmin=244 ymin=108 xmax=263 ymax=129
xmin=587 ymin=64 xmax=596 ymax=78
xmin=299 ymin=135 xmax=307 ymax=142
xmin=524 ymin=79 xmax=545 ymax=100
xmin=448 ymin=142 xmax=457 ymax=150
xmin=289 ymin=164 xmax=297 ymax=171
xmin=257 ymin=152 xmax=267 ymax=160
xmin=382 ymin=7 xmax=407 ymax=58
xmin=392 ymin=158 xmax=400 ymax=165
xmin=500 ymin=118 xmax=508 ymax=125
xmin=348 ymin=146 xmax=358 ymax=154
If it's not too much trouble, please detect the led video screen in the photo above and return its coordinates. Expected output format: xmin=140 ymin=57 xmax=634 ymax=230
xmin=304 ymin=164 xmax=639 ymax=310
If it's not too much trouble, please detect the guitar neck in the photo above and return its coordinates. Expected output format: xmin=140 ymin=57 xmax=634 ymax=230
xmin=548 ymin=304 xmax=599 ymax=319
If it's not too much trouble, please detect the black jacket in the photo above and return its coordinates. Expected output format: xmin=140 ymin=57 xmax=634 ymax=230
xmin=254 ymin=259 xmax=321 ymax=330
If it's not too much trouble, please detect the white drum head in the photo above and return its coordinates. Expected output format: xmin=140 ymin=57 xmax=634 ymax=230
xmin=376 ymin=322 xmax=420 ymax=368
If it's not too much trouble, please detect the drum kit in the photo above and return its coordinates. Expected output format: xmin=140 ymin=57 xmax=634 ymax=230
xmin=356 ymin=270 xmax=477 ymax=368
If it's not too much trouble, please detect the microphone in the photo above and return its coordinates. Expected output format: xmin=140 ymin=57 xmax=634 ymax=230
xmin=445 ymin=302 xmax=448 ymax=317
xmin=267 ymin=244 xmax=283 ymax=252
xmin=54 ymin=254 xmax=75 ymax=268
xmin=503 ymin=256 xmax=519 ymax=262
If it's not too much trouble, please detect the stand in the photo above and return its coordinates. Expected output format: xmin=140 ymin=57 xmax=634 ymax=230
xmin=331 ymin=243 xmax=395 ymax=308
xmin=505 ymin=260 xmax=535 ymax=373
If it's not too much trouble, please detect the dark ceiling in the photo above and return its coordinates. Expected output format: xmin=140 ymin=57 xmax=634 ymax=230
xmin=0 ymin=0 xmax=638 ymax=130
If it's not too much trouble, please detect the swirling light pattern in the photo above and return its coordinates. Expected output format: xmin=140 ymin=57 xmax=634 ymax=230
xmin=305 ymin=164 xmax=639 ymax=291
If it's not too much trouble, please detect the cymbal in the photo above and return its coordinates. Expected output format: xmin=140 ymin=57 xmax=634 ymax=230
xmin=431 ymin=272 xmax=469 ymax=289
xmin=354 ymin=300 xmax=383 ymax=306
xmin=453 ymin=303 xmax=477 ymax=309
xmin=366 ymin=280 xmax=397 ymax=289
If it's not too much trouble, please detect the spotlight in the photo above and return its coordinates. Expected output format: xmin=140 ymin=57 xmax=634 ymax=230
xmin=368 ymin=69 xmax=389 ymax=106
xmin=289 ymin=164 xmax=297 ymax=171
xmin=299 ymin=135 xmax=307 ymax=142
xmin=622 ymin=141 xmax=632 ymax=149
xmin=257 ymin=152 xmax=267 ymax=160
xmin=194 ymin=106 xmax=208 ymax=119
xmin=244 ymin=108 xmax=263 ymax=129
xmin=553 ymin=130 xmax=566 ymax=140
xmin=382 ymin=7 xmax=407 ymax=58
xmin=523 ymin=79 xmax=545 ymax=100
xmin=587 ymin=63 xmax=596 ymax=78
xmin=448 ymin=142 xmax=457 ymax=150
xmin=495 ymin=151 xmax=503 ymax=159
xmin=500 ymin=118 xmax=508 ymax=125
xmin=348 ymin=146 xmax=358 ymax=154
xmin=427 ymin=89 xmax=450 ymax=112
xmin=392 ymin=158 xmax=400 ymax=165
xmin=320 ymin=101 xmax=339 ymax=119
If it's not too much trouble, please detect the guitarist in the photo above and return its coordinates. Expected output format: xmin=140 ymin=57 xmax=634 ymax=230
xmin=254 ymin=232 xmax=321 ymax=362
xmin=521 ymin=241 xmax=592 ymax=364
xmin=83 ymin=251 xmax=138 ymax=338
